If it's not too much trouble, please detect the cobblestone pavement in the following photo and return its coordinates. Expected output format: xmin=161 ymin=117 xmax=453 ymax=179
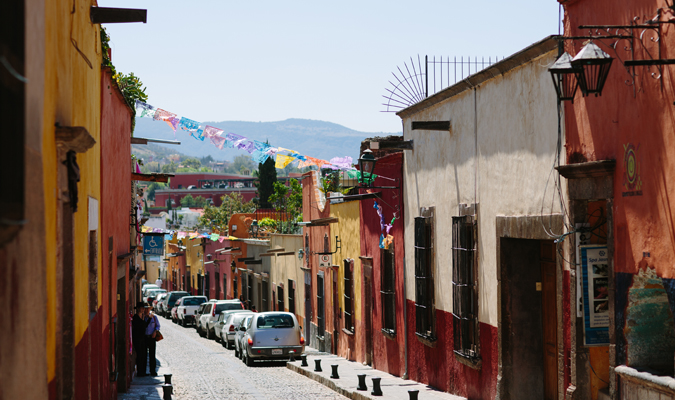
xmin=154 ymin=314 xmax=348 ymax=400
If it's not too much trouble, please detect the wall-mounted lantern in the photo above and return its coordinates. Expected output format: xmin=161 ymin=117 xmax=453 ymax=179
xmin=571 ymin=41 xmax=613 ymax=97
xmin=249 ymin=219 xmax=259 ymax=238
xmin=358 ymin=149 xmax=377 ymax=187
xmin=549 ymin=52 xmax=579 ymax=102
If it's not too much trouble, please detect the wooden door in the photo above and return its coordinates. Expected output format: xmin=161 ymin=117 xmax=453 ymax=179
xmin=541 ymin=241 xmax=558 ymax=400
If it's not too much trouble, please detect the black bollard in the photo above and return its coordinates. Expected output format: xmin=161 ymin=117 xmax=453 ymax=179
xmin=301 ymin=354 xmax=308 ymax=367
xmin=408 ymin=389 xmax=419 ymax=400
xmin=314 ymin=359 xmax=322 ymax=372
xmin=161 ymin=384 xmax=173 ymax=400
xmin=357 ymin=374 xmax=367 ymax=391
xmin=371 ymin=377 xmax=383 ymax=396
xmin=164 ymin=374 xmax=172 ymax=385
xmin=330 ymin=364 xmax=339 ymax=379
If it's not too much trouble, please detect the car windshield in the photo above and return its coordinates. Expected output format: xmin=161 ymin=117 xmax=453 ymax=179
xmin=232 ymin=314 xmax=250 ymax=325
xmin=182 ymin=297 xmax=206 ymax=306
xmin=215 ymin=303 xmax=243 ymax=314
xmin=256 ymin=314 xmax=295 ymax=329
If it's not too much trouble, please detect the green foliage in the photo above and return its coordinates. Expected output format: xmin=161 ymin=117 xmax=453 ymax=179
xmin=100 ymin=27 xmax=148 ymax=134
xmin=256 ymin=157 xmax=277 ymax=208
xmin=193 ymin=196 xmax=207 ymax=208
xmin=161 ymin=161 xmax=178 ymax=174
xmin=226 ymin=155 xmax=256 ymax=174
xmin=197 ymin=193 xmax=256 ymax=232
xmin=268 ymin=179 xmax=302 ymax=234
xmin=146 ymin=182 xmax=167 ymax=201
xmin=321 ymin=171 xmax=350 ymax=195
xmin=258 ymin=217 xmax=277 ymax=229
xmin=180 ymin=194 xmax=195 ymax=208
xmin=182 ymin=157 xmax=201 ymax=169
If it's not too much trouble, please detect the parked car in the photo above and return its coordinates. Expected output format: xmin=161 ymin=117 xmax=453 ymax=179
xmin=144 ymin=288 xmax=166 ymax=305
xmin=162 ymin=291 xmax=189 ymax=318
xmin=141 ymin=284 xmax=159 ymax=297
xmin=171 ymin=297 xmax=184 ymax=323
xmin=214 ymin=310 xmax=251 ymax=343
xmin=154 ymin=293 xmax=168 ymax=312
xmin=221 ymin=312 xmax=254 ymax=349
xmin=198 ymin=300 xmax=244 ymax=339
xmin=233 ymin=315 xmax=255 ymax=359
xmin=241 ymin=312 xmax=305 ymax=367
xmin=176 ymin=296 xmax=208 ymax=326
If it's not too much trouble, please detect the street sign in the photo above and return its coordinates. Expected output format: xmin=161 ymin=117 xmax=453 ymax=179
xmin=143 ymin=235 xmax=164 ymax=256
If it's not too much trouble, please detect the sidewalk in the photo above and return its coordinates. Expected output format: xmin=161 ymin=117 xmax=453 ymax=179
xmin=117 ymin=355 xmax=171 ymax=400
xmin=287 ymin=349 xmax=466 ymax=400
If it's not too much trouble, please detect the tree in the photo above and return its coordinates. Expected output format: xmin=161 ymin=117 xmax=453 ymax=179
xmin=194 ymin=196 xmax=207 ymax=208
xmin=146 ymin=182 xmax=167 ymax=201
xmin=180 ymin=194 xmax=195 ymax=208
xmin=268 ymin=179 xmax=302 ymax=234
xmin=197 ymin=193 xmax=256 ymax=232
xmin=256 ymin=157 xmax=277 ymax=208
xmin=161 ymin=161 xmax=178 ymax=173
xmin=182 ymin=157 xmax=201 ymax=169
xmin=227 ymin=155 xmax=256 ymax=174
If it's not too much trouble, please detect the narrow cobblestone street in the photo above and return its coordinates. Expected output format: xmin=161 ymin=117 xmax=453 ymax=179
xmin=154 ymin=314 xmax=347 ymax=400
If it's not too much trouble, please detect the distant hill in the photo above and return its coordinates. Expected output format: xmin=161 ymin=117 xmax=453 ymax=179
xmin=132 ymin=118 xmax=399 ymax=162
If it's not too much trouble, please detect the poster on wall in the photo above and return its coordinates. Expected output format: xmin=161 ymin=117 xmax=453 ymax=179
xmin=581 ymin=245 xmax=609 ymax=346
xmin=575 ymin=223 xmax=591 ymax=317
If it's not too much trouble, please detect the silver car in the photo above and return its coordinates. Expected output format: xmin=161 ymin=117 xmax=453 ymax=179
xmin=214 ymin=310 xmax=250 ymax=343
xmin=234 ymin=315 xmax=255 ymax=359
xmin=220 ymin=312 xmax=254 ymax=349
xmin=241 ymin=312 xmax=305 ymax=367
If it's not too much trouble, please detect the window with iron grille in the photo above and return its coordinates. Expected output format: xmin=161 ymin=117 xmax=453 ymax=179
xmin=317 ymin=273 xmax=325 ymax=336
xmin=277 ymin=285 xmax=284 ymax=311
xmin=233 ymin=276 xmax=238 ymax=300
xmin=343 ymin=259 xmax=354 ymax=332
xmin=452 ymin=215 xmax=478 ymax=359
xmin=288 ymin=279 xmax=296 ymax=314
xmin=414 ymin=215 xmax=434 ymax=339
xmin=262 ymin=280 xmax=268 ymax=311
xmin=381 ymin=247 xmax=396 ymax=335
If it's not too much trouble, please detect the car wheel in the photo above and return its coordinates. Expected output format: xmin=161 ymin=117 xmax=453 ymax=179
xmin=206 ymin=327 xmax=213 ymax=339
xmin=199 ymin=324 xmax=205 ymax=337
xmin=227 ymin=339 xmax=233 ymax=350
xmin=244 ymin=351 xmax=254 ymax=367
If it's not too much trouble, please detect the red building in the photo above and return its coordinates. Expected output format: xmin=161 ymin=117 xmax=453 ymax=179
xmin=358 ymin=151 xmax=406 ymax=377
xmin=558 ymin=1 xmax=675 ymax=398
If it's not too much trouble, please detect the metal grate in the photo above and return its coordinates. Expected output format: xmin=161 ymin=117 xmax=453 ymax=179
xmin=343 ymin=259 xmax=354 ymax=332
xmin=317 ymin=274 xmax=325 ymax=336
xmin=414 ymin=216 xmax=434 ymax=339
xmin=380 ymin=248 xmax=396 ymax=333
xmin=452 ymin=215 xmax=478 ymax=359
xmin=382 ymin=55 xmax=503 ymax=112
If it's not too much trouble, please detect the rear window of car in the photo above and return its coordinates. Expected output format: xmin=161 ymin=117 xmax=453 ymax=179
xmin=168 ymin=292 xmax=188 ymax=305
xmin=256 ymin=314 xmax=295 ymax=329
xmin=215 ymin=303 xmax=243 ymax=314
xmin=182 ymin=297 xmax=206 ymax=306
xmin=232 ymin=314 xmax=250 ymax=325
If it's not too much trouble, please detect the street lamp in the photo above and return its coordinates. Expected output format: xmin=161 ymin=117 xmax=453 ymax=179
xmin=358 ymin=149 xmax=377 ymax=187
xmin=549 ymin=52 xmax=579 ymax=102
xmin=571 ymin=41 xmax=613 ymax=97
xmin=250 ymin=219 xmax=259 ymax=238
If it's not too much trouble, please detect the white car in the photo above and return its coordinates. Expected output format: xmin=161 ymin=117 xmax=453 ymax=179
xmin=144 ymin=288 xmax=166 ymax=305
xmin=175 ymin=296 xmax=207 ymax=326
xmin=198 ymin=300 xmax=244 ymax=339
xmin=220 ymin=312 xmax=254 ymax=349
xmin=214 ymin=310 xmax=252 ymax=344
xmin=141 ymin=284 xmax=159 ymax=298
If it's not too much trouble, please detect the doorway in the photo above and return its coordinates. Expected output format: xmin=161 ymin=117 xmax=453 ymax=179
xmin=304 ymin=271 xmax=311 ymax=346
xmin=501 ymin=238 xmax=558 ymax=400
xmin=363 ymin=263 xmax=373 ymax=366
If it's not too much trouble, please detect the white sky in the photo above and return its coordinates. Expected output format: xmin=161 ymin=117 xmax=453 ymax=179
xmin=102 ymin=1 xmax=561 ymax=133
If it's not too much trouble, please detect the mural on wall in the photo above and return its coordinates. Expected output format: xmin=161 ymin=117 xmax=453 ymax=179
xmin=581 ymin=245 xmax=610 ymax=345
xmin=622 ymin=143 xmax=642 ymax=197
xmin=624 ymin=267 xmax=675 ymax=372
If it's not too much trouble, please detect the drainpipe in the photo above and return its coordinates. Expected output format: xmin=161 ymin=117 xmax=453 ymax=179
xmin=403 ymin=257 xmax=408 ymax=380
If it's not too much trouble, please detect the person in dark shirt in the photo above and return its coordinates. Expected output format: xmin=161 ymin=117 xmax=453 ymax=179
xmin=132 ymin=302 xmax=150 ymax=377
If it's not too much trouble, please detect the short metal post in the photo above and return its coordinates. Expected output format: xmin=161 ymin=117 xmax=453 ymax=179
xmin=330 ymin=364 xmax=339 ymax=379
xmin=301 ymin=354 xmax=308 ymax=367
xmin=371 ymin=377 xmax=383 ymax=396
xmin=357 ymin=374 xmax=367 ymax=391
xmin=161 ymin=384 xmax=173 ymax=400
xmin=408 ymin=389 xmax=419 ymax=400
xmin=314 ymin=359 xmax=322 ymax=372
xmin=164 ymin=374 xmax=172 ymax=385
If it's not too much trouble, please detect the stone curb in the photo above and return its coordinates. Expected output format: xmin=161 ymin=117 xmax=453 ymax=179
xmin=287 ymin=362 xmax=374 ymax=400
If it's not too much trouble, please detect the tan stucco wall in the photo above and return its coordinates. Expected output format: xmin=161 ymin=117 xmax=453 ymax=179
xmin=330 ymin=201 xmax=362 ymax=321
xmin=267 ymin=234 xmax=304 ymax=318
xmin=402 ymin=49 xmax=563 ymax=327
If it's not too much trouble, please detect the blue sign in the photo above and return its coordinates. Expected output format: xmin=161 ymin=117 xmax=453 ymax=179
xmin=581 ymin=245 xmax=610 ymax=346
xmin=143 ymin=235 xmax=164 ymax=256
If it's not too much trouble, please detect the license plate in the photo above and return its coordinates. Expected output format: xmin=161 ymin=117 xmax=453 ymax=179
xmin=271 ymin=349 xmax=283 ymax=355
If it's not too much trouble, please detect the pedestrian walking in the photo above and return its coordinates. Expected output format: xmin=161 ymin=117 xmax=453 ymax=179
xmin=132 ymin=302 xmax=149 ymax=377
xmin=155 ymin=277 xmax=162 ymax=288
xmin=145 ymin=305 xmax=161 ymax=376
